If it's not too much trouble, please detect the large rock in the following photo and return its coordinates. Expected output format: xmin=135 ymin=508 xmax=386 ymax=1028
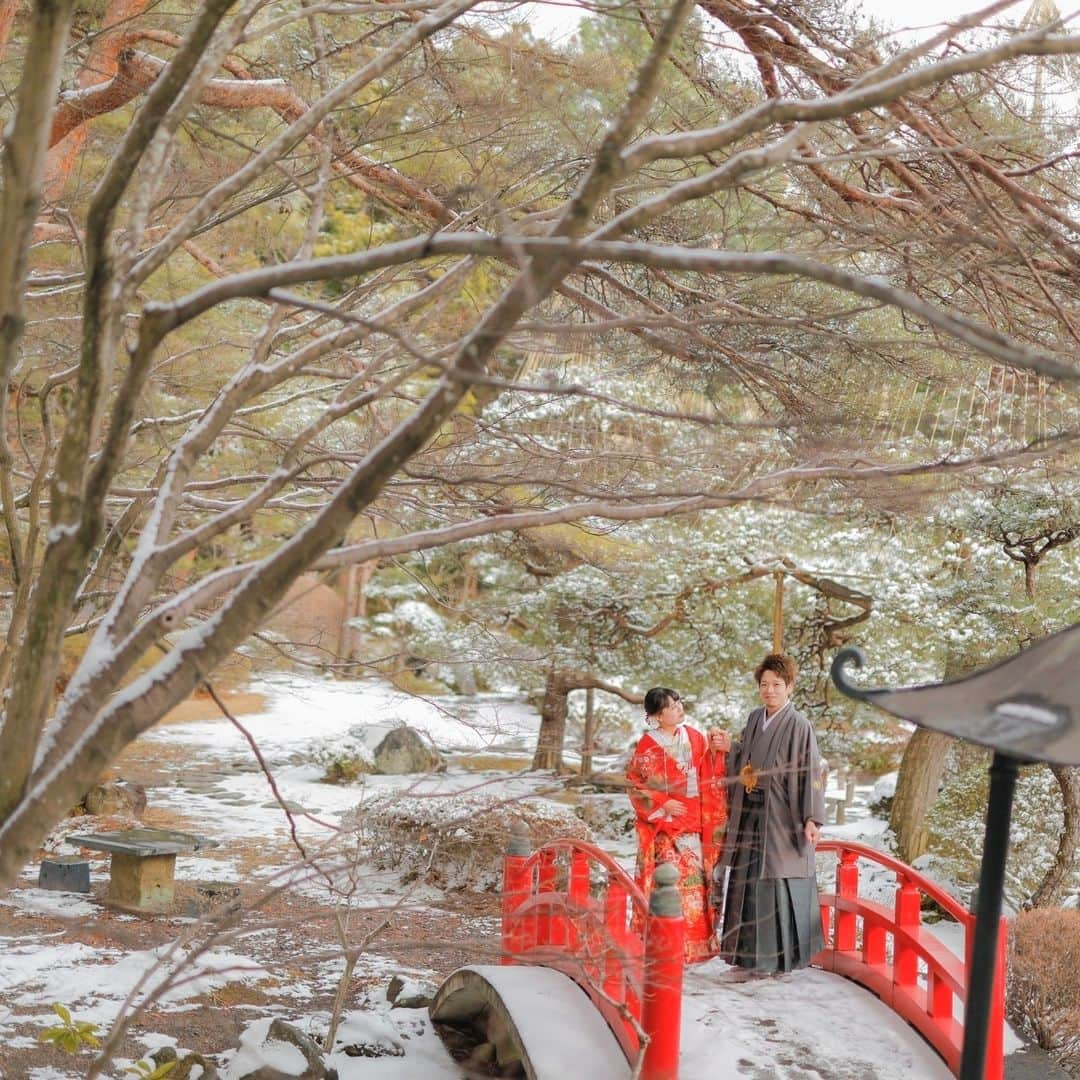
xmin=236 ymin=1020 xmax=338 ymax=1079
xmin=373 ymin=726 xmax=443 ymax=775
xmin=84 ymin=780 xmax=147 ymax=817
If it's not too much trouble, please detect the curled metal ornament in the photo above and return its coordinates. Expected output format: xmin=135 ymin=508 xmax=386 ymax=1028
xmin=830 ymin=645 xmax=874 ymax=704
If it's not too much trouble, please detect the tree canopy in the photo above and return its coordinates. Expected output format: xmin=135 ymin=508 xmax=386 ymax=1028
xmin=0 ymin=0 xmax=1078 ymax=887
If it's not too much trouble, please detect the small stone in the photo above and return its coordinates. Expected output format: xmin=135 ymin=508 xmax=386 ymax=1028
xmin=38 ymin=856 xmax=91 ymax=893
xmin=261 ymin=800 xmax=307 ymax=813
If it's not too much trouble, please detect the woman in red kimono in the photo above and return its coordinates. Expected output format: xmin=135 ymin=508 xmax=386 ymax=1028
xmin=626 ymin=687 xmax=729 ymax=962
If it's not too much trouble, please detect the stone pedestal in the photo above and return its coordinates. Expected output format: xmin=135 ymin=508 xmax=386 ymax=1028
xmin=107 ymin=852 xmax=177 ymax=913
xmin=38 ymin=855 xmax=91 ymax=893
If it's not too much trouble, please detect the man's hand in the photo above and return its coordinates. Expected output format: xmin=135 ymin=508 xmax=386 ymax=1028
xmin=708 ymin=729 xmax=731 ymax=753
xmin=804 ymin=819 xmax=821 ymax=846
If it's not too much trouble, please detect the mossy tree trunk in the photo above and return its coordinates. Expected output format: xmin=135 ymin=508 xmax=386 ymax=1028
xmin=890 ymin=727 xmax=953 ymax=864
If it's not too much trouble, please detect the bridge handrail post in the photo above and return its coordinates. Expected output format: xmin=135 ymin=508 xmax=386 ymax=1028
xmin=894 ymin=873 xmax=921 ymax=990
xmin=603 ymin=877 xmax=629 ymax=1002
xmin=835 ymin=848 xmax=860 ymax=952
xmin=641 ymin=862 xmax=684 ymax=1080
xmin=502 ymin=825 xmax=532 ymax=965
xmin=537 ymin=847 xmax=559 ymax=947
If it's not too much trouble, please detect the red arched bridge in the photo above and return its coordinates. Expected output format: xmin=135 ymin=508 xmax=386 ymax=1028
xmin=429 ymin=835 xmax=1006 ymax=1080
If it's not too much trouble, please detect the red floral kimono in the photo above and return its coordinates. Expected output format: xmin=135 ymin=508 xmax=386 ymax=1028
xmin=626 ymin=725 xmax=727 ymax=963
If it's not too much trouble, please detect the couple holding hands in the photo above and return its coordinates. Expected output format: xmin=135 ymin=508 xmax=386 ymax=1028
xmin=625 ymin=653 xmax=826 ymax=971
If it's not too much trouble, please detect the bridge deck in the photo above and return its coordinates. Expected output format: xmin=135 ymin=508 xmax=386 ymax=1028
xmin=680 ymin=962 xmax=954 ymax=1080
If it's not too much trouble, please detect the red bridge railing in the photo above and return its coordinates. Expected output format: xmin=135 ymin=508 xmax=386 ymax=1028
xmin=502 ymin=835 xmax=1006 ymax=1079
xmin=814 ymin=839 xmax=1007 ymax=1080
xmin=501 ymin=834 xmax=684 ymax=1080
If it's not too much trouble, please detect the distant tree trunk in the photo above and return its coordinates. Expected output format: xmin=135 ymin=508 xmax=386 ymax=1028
xmin=532 ymin=669 xmax=641 ymax=772
xmin=890 ymin=727 xmax=952 ymax=863
xmin=581 ymin=686 xmax=596 ymax=777
xmin=1028 ymin=765 xmax=1080 ymax=908
xmin=532 ymin=669 xmax=575 ymax=772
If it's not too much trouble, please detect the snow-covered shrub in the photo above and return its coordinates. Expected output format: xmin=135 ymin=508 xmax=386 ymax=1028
xmin=1008 ymin=907 xmax=1080 ymax=1073
xmin=344 ymin=792 xmax=593 ymax=891
xmin=310 ymin=733 xmax=376 ymax=784
xmin=867 ymin=771 xmax=898 ymax=818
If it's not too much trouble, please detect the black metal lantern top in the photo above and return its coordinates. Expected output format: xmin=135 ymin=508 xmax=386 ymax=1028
xmin=831 ymin=621 xmax=1080 ymax=766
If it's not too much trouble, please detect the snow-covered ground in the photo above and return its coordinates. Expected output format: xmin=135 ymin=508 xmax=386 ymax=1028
xmin=0 ymin=675 xmax=1012 ymax=1078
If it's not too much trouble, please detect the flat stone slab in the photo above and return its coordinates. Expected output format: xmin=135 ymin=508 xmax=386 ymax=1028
xmin=67 ymin=828 xmax=218 ymax=857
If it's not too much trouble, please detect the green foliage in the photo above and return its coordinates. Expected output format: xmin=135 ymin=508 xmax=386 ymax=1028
xmin=38 ymin=1003 xmax=101 ymax=1054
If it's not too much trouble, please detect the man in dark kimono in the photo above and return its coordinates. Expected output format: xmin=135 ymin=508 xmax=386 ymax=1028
xmin=714 ymin=653 xmax=825 ymax=973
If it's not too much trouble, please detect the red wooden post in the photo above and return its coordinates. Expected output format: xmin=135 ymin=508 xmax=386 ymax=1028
xmin=894 ymin=875 xmax=921 ymax=989
xmin=568 ymin=849 xmax=590 ymax=952
xmin=502 ymin=827 xmax=532 ymax=965
xmin=863 ymin=916 xmax=887 ymax=966
xmin=836 ymin=849 xmax=860 ymax=952
xmin=537 ymin=847 xmax=556 ymax=947
xmin=984 ymin=916 xmax=1007 ymax=1080
xmin=820 ymin=900 xmax=832 ymax=947
xmin=641 ymin=862 xmax=684 ymax=1080
xmin=570 ymin=849 xmax=589 ymax=905
xmin=604 ymin=878 xmax=628 ymax=1002
xmin=928 ymin=970 xmax=953 ymax=1022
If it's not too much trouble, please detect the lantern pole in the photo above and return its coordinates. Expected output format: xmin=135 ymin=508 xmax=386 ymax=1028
xmin=959 ymin=752 xmax=1021 ymax=1080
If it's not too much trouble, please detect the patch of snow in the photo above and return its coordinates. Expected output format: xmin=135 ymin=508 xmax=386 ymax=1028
xmin=872 ymin=771 xmax=899 ymax=802
xmin=0 ymin=888 xmax=100 ymax=919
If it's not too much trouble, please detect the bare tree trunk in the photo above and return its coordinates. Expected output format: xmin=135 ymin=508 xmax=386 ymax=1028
xmin=532 ymin=670 xmax=642 ymax=772
xmin=337 ymin=564 xmax=359 ymax=663
xmin=890 ymin=727 xmax=952 ymax=863
xmin=532 ymin=669 xmax=573 ymax=772
xmin=1028 ymin=765 xmax=1080 ymax=908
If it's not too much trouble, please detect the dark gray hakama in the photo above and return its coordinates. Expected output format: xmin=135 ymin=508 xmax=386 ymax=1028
xmin=720 ymin=790 xmax=824 ymax=972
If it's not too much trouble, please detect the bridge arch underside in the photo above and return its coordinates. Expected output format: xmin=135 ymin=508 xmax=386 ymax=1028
xmin=429 ymin=964 xmax=630 ymax=1079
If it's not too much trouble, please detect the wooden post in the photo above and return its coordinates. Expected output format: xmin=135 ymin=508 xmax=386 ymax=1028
xmin=986 ymin=916 xmax=1007 ymax=1080
xmin=501 ymin=826 xmax=532 ymax=965
xmin=603 ymin=878 xmax=628 ymax=1002
xmin=582 ymin=686 xmax=596 ymax=777
xmin=641 ymin=862 xmax=684 ymax=1080
xmin=835 ymin=850 xmax=859 ymax=952
xmin=772 ymin=571 xmax=784 ymax=653
xmin=894 ymin=875 xmax=922 ymax=989
xmin=537 ymin=848 xmax=557 ymax=947
xmin=337 ymin=564 xmax=359 ymax=663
